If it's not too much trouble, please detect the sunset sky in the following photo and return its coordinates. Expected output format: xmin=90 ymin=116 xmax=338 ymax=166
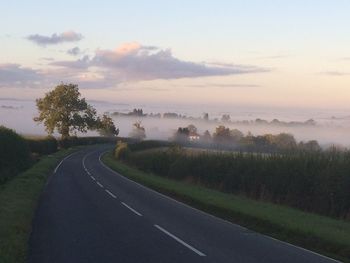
xmin=1 ymin=0 xmax=350 ymax=109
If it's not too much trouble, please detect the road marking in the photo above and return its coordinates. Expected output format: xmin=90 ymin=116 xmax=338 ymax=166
xmin=90 ymin=176 xmax=96 ymax=181
xmin=97 ymin=182 xmax=104 ymax=188
xmin=154 ymin=224 xmax=206 ymax=257
xmin=105 ymin=189 xmax=117 ymax=199
xmin=263 ymin=235 xmax=342 ymax=263
xmin=82 ymin=151 xmax=96 ymax=176
xmin=54 ymin=151 xmax=80 ymax=174
xmin=97 ymin=151 xmax=247 ymax=231
xmin=121 ymin=202 xmax=142 ymax=216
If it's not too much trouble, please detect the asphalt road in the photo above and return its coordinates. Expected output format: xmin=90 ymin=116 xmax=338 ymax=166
xmin=28 ymin=145 xmax=341 ymax=263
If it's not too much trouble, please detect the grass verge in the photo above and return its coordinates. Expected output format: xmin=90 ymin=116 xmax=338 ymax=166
xmin=0 ymin=148 xmax=79 ymax=263
xmin=102 ymin=152 xmax=350 ymax=262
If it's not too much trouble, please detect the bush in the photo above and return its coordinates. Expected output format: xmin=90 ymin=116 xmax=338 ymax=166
xmin=58 ymin=136 xmax=118 ymax=149
xmin=114 ymin=141 xmax=130 ymax=160
xmin=128 ymin=140 xmax=172 ymax=151
xmin=26 ymin=136 xmax=58 ymax=155
xmin=0 ymin=126 xmax=32 ymax=184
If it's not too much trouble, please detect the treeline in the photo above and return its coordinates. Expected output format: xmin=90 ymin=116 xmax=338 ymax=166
xmin=0 ymin=125 xmax=120 ymax=184
xmin=110 ymin=108 xmax=317 ymax=127
xmin=115 ymin=142 xmax=350 ymax=219
xmin=174 ymin=124 xmax=322 ymax=153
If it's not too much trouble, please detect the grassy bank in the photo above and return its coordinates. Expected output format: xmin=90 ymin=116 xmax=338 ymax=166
xmin=102 ymin=152 xmax=350 ymax=262
xmin=0 ymin=148 xmax=79 ymax=263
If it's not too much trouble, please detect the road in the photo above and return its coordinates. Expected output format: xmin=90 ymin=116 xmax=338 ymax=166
xmin=28 ymin=145 xmax=341 ymax=263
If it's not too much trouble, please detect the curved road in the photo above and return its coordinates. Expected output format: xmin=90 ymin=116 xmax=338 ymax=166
xmin=28 ymin=145 xmax=341 ymax=263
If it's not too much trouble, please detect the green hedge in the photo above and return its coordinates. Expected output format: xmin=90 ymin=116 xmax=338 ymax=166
xmin=25 ymin=137 xmax=58 ymax=155
xmin=128 ymin=140 xmax=172 ymax=151
xmin=124 ymin=145 xmax=350 ymax=219
xmin=0 ymin=126 xmax=32 ymax=184
xmin=58 ymin=136 xmax=118 ymax=148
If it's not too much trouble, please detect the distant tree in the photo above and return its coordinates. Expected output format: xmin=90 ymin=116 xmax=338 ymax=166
xmin=187 ymin=124 xmax=197 ymax=134
xmin=174 ymin=127 xmax=190 ymax=142
xmin=34 ymin=83 xmax=98 ymax=139
xmin=230 ymin=129 xmax=244 ymax=142
xmin=201 ymin=130 xmax=212 ymax=144
xmin=97 ymin=114 xmax=119 ymax=137
xmin=274 ymin=133 xmax=297 ymax=150
xmin=203 ymin=113 xmax=209 ymax=121
xmin=129 ymin=121 xmax=146 ymax=140
xmin=129 ymin=108 xmax=144 ymax=117
xmin=213 ymin=125 xmax=231 ymax=144
xmin=299 ymin=140 xmax=321 ymax=152
xmin=221 ymin=114 xmax=231 ymax=122
xmin=163 ymin=112 xmax=179 ymax=118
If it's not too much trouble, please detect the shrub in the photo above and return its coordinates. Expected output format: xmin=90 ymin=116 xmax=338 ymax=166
xmin=128 ymin=140 xmax=171 ymax=151
xmin=58 ymin=136 xmax=118 ymax=149
xmin=114 ymin=141 xmax=130 ymax=160
xmin=0 ymin=126 xmax=31 ymax=183
xmin=26 ymin=136 xmax=58 ymax=154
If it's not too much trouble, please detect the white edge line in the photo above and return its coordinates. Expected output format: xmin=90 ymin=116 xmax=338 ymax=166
xmin=98 ymin=151 xmax=341 ymax=263
xmin=82 ymin=151 xmax=97 ymax=176
xmin=96 ymin=181 xmax=104 ymax=188
xmin=98 ymin=151 xmax=246 ymax=230
xmin=263 ymin=236 xmax=342 ymax=263
xmin=54 ymin=151 xmax=81 ymax=173
xmin=121 ymin=202 xmax=142 ymax=216
xmin=90 ymin=175 xmax=96 ymax=181
xmin=105 ymin=189 xmax=117 ymax=199
xmin=154 ymin=224 xmax=206 ymax=257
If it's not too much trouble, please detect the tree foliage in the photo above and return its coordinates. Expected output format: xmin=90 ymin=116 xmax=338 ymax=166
xmin=97 ymin=114 xmax=119 ymax=137
xmin=129 ymin=121 xmax=146 ymax=140
xmin=34 ymin=83 xmax=98 ymax=138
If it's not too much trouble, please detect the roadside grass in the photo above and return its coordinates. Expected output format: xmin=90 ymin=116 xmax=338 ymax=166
xmin=102 ymin=152 xmax=350 ymax=262
xmin=0 ymin=148 xmax=78 ymax=263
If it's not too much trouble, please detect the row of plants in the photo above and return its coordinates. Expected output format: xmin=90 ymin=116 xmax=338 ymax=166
xmin=115 ymin=142 xmax=350 ymax=219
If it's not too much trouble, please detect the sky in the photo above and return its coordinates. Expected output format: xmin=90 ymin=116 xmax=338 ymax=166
xmin=1 ymin=0 xmax=350 ymax=110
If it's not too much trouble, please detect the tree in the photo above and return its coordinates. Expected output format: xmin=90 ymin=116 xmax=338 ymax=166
xmin=34 ymin=83 xmax=98 ymax=139
xmin=129 ymin=121 xmax=146 ymax=140
xmin=203 ymin=113 xmax=209 ymax=121
xmin=97 ymin=114 xmax=119 ymax=137
xmin=221 ymin=114 xmax=231 ymax=122
xmin=201 ymin=130 xmax=212 ymax=144
xmin=174 ymin=127 xmax=190 ymax=142
xmin=213 ymin=125 xmax=231 ymax=143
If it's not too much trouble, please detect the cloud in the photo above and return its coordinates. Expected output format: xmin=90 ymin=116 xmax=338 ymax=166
xmin=50 ymin=55 xmax=90 ymax=69
xmin=1 ymin=42 xmax=268 ymax=89
xmin=67 ymin=46 xmax=82 ymax=56
xmin=0 ymin=64 xmax=41 ymax=88
xmin=51 ymin=42 xmax=268 ymax=82
xmin=321 ymin=71 xmax=350 ymax=76
xmin=27 ymin=31 xmax=83 ymax=46
xmin=187 ymin=83 xmax=261 ymax=88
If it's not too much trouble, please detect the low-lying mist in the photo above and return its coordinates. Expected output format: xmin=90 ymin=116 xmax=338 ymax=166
xmin=1 ymin=98 xmax=350 ymax=147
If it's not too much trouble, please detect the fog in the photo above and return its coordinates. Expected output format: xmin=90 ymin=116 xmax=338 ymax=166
xmin=1 ymin=98 xmax=350 ymax=147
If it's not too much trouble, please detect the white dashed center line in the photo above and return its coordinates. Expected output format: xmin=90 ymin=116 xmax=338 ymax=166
xmin=105 ymin=189 xmax=117 ymax=199
xmin=90 ymin=176 xmax=96 ymax=181
xmin=121 ymin=202 xmax=142 ymax=216
xmin=154 ymin=224 xmax=206 ymax=257
xmin=96 ymin=182 xmax=104 ymax=188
